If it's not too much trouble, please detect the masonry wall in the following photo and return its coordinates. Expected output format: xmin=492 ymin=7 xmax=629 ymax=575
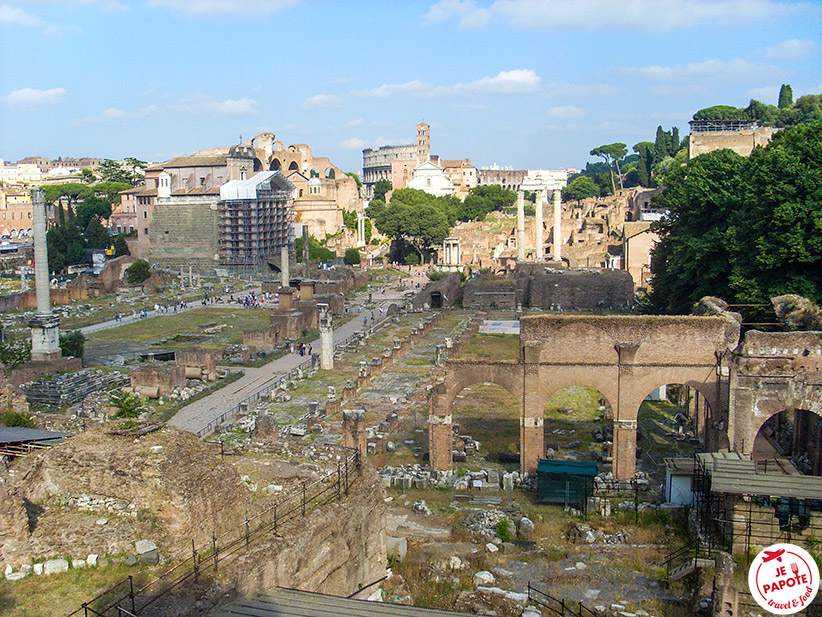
xmin=688 ymin=127 xmax=778 ymax=159
xmin=149 ymin=197 xmax=218 ymax=270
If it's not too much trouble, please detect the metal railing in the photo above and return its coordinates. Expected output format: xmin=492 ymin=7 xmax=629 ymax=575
xmin=68 ymin=450 xmax=361 ymax=617
xmin=527 ymin=582 xmax=597 ymax=617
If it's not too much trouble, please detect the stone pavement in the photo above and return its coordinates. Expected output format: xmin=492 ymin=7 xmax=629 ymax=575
xmin=167 ymin=275 xmax=428 ymax=436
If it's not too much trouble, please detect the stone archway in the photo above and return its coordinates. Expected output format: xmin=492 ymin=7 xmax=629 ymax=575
xmin=434 ymin=315 xmax=731 ymax=479
xmin=429 ymin=362 xmax=522 ymax=472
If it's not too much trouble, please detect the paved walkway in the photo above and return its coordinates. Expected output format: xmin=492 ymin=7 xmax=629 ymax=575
xmin=168 ymin=270 xmax=430 ymax=436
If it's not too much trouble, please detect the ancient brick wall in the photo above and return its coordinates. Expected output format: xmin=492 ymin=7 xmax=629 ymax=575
xmin=130 ymin=362 xmax=186 ymax=397
xmin=148 ymin=197 xmax=218 ymax=270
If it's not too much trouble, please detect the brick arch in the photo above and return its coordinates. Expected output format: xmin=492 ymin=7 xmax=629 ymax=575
xmin=535 ymin=367 xmax=619 ymax=415
xmin=439 ymin=362 xmax=522 ymax=410
xmin=619 ymin=365 xmax=720 ymax=423
xmin=744 ymin=388 xmax=822 ymax=456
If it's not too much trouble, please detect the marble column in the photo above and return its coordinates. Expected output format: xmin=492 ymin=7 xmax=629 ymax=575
xmin=318 ymin=303 xmax=333 ymax=370
xmin=29 ymin=188 xmax=61 ymax=360
xmin=516 ymin=190 xmax=525 ymax=261
xmin=280 ymin=246 xmax=289 ymax=288
xmin=535 ymin=190 xmax=544 ymax=262
xmin=552 ymin=189 xmax=562 ymax=262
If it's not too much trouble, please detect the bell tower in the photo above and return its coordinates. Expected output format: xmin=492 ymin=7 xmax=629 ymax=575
xmin=416 ymin=122 xmax=430 ymax=163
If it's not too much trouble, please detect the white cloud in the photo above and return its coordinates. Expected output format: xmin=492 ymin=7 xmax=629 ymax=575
xmin=747 ymin=85 xmax=780 ymax=103
xmin=761 ymin=38 xmax=815 ymax=59
xmin=546 ymin=105 xmax=584 ymax=119
xmin=352 ymin=69 xmax=540 ymax=97
xmin=173 ymin=95 xmax=258 ymax=116
xmin=302 ymin=94 xmax=342 ymax=110
xmin=543 ymin=82 xmax=620 ymax=98
xmin=345 ymin=118 xmax=364 ymax=127
xmin=623 ymin=58 xmax=783 ymax=84
xmin=0 ymin=5 xmax=40 ymax=26
xmin=77 ymin=104 xmax=158 ymax=125
xmin=1 ymin=87 xmax=65 ymax=107
xmin=425 ymin=0 xmax=793 ymax=31
xmin=339 ymin=137 xmax=370 ymax=150
xmin=146 ymin=0 xmax=299 ymax=16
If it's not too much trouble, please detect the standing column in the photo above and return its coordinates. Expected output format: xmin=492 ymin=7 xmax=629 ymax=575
xmin=301 ymin=225 xmax=310 ymax=264
xmin=29 ymin=188 xmax=61 ymax=360
xmin=552 ymin=189 xmax=562 ymax=262
xmin=356 ymin=213 xmax=366 ymax=248
xmin=534 ymin=190 xmax=544 ymax=262
xmin=280 ymin=246 xmax=290 ymax=288
xmin=318 ymin=303 xmax=333 ymax=370
xmin=516 ymin=190 xmax=525 ymax=261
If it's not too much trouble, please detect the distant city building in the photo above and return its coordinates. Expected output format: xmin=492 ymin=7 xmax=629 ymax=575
xmin=407 ymin=160 xmax=455 ymax=197
xmin=362 ymin=122 xmax=430 ymax=197
xmin=440 ymin=159 xmax=477 ymax=199
xmin=218 ymin=171 xmax=295 ymax=274
xmin=0 ymin=186 xmax=33 ymax=239
xmin=688 ymin=120 xmax=778 ymax=159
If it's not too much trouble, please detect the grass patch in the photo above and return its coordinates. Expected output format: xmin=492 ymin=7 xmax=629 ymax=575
xmin=460 ymin=333 xmax=519 ymax=362
xmin=452 ymin=382 xmax=520 ymax=456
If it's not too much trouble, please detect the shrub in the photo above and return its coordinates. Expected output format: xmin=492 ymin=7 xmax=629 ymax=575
xmin=125 ymin=259 xmax=151 ymax=285
xmin=59 ymin=330 xmax=85 ymax=359
xmin=109 ymin=389 xmax=150 ymax=418
xmin=496 ymin=519 xmax=512 ymax=542
xmin=0 ymin=411 xmax=35 ymax=428
xmin=343 ymin=247 xmax=362 ymax=266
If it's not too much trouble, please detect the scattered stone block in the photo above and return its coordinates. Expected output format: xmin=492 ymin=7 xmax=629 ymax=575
xmin=386 ymin=536 xmax=407 ymax=562
xmin=149 ymin=445 xmax=164 ymax=454
xmin=72 ymin=559 xmax=86 ymax=569
xmin=33 ymin=563 xmax=44 ymax=576
xmin=87 ymin=554 xmax=98 ymax=567
xmin=20 ymin=564 xmax=32 ymax=575
xmin=96 ymin=518 xmax=108 ymax=526
xmin=135 ymin=539 xmax=159 ymax=565
xmin=485 ymin=542 xmax=499 ymax=553
xmin=500 ymin=542 xmax=516 ymax=554
xmin=6 ymin=572 xmax=27 ymax=581
xmin=123 ymin=555 xmax=138 ymax=567
xmin=518 ymin=516 xmax=535 ymax=537
xmin=43 ymin=559 xmax=69 ymax=575
xmin=473 ymin=571 xmax=495 ymax=586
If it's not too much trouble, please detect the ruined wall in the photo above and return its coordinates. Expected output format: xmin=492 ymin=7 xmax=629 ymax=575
xmin=528 ymin=269 xmax=634 ymax=310
xmin=412 ymin=272 xmax=461 ymax=310
xmin=462 ymin=277 xmax=516 ymax=309
xmin=689 ymin=127 xmax=778 ymax=159
xmin=149 ymin=197 xmax=218 ymax=270
xmin=131 ymin=362 xmax=187 ymax=397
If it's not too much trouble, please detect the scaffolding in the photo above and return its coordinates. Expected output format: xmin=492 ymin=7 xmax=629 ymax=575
xmin=693 ymin=453 xmax=822 ymax=555
xmin=688 ymin=119 xmax=759 ymax=133
xmin=217 ymin=172 xmax=294 ymax=276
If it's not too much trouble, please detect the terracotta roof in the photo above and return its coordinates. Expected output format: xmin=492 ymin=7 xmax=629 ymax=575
xmin=163 ymin=154 xmax=228 ymax=168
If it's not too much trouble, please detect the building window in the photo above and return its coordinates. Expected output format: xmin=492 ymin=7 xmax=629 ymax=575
xmin=144 ymin=227 xmax=148 ymax=235
xmin=143 ymin=211 xmax=147 ymax=219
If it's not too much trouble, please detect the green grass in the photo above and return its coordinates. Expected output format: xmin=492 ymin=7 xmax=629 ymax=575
xmin=87 ymin=308 xmax=272 ymax=349
xmin=460 ymin=333 xmax=520 ymax=362
xmin=452 ymin=382 xmax=520 ymax=455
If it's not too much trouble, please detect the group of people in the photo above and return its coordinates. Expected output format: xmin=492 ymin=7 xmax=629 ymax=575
xmin=290 ymin=342 xmax=312 ymax=357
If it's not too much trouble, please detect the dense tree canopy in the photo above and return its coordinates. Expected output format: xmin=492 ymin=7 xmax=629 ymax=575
xmin=373 ymin=178 xmax=392 ymax=202
xmin=692 ymin=87 xmax=822 ymax=127
xmin=647 ymin=122 xmax=822 ymax=313
xmin=590 ymin=143 xmax=627 ymax=192
xmin=457 ymin=185 xmax=516 ymax=221
xmin=562 ymin=176 xmax=598 ymax=205
xmin=369 ymin=188 xmax=457 ymax=261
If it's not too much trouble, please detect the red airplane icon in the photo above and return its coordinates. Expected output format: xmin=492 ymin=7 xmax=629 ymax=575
xmin=763 ymin=549 xmax=786 ymax=563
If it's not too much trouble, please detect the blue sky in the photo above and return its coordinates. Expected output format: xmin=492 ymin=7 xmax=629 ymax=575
xmin=1 ymin=0 xmax=820 ymax=173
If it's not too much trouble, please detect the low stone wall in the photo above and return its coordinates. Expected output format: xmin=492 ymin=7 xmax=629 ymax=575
xmin=131 ymin=362 xmax=186 ymax=397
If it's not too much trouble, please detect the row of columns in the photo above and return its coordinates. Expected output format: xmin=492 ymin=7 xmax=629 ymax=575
xmin=516 ymin=189 xmax=562 ymax=263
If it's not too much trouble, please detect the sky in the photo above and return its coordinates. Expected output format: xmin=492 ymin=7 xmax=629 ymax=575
xmin=0 ymin=0 xmax=820 ymax=174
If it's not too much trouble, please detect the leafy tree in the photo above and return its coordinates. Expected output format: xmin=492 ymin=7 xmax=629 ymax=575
xmin=79 ymin=168 xmax=96 ymax=184
xmin=93 ymin=181 xmax=131 ymax=205
xmin=294 ymin=236 xmax=335 ymax=263
xmin=59 ymin=330 xmax=85 ymax=359
xmin=370 ymin=188 xmax=453 ymax=261
xmin=647 ymin=122 xmax=822 ymax=313
xmin=76 ymin=195 xmax=112 ymax=229
xmin=124 ymin=157 xmax=147 ymax=180
xmin=85 ymin=218 xmax=111 ymax=249
xmin=365 ymin=198 xmax=385 ymax=221
xmin=373 ymin=178 xmax=392 ymax=202
xmin=727 ymin=121 xmax=822 ymax=304
xmin=364 ymin=218 xmax=372 ymax=244
xmin=109 ymin=389 xmax=150 ymax=419
xmin=98 ymin=159 xmax=136 ymax=184
xmin=42 ymin=183 xmax=92 ymax=208
xmin=342 ymin=210 xmax=358 ymax=230
xmin=113 ymin=234 xmax=131 ymax=256
xmin=646 ymin=149 xmax=745 ymax=313
xmin=778 ymin=84 xmax=794 ymax=109
xmin=590 ymin=143 xmax=627 ymax=193
xmin=457 ymin=185 xmax=516 ymax=221
xmin=343 ymin=247 xmax=362 ymax=266
xmin=562 ymin=175 xmax=598 ymax=205
xmin=692 ymin=105 xmax=750 ymax=121
xmin=0 ymin=411 xmax=35 ymax=428
xmin=125 ymin=259 xmax=152 ymax=285
xmin=633 ymin=141 xmax=656 ymax=187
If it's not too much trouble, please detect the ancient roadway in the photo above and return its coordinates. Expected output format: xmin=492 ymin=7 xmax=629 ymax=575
xmin=165 ymin=270 xmax=429 ymax=436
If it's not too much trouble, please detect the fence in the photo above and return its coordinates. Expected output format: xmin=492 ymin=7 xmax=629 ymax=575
xmin=527 ymin=582 xmax=598 ymax=617
xmin=68 ymin=449 xmax=361 ymax=617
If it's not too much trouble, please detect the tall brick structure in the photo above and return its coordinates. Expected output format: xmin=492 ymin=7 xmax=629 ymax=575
xmin=430 ymin=315 xmax=730 ymax=479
